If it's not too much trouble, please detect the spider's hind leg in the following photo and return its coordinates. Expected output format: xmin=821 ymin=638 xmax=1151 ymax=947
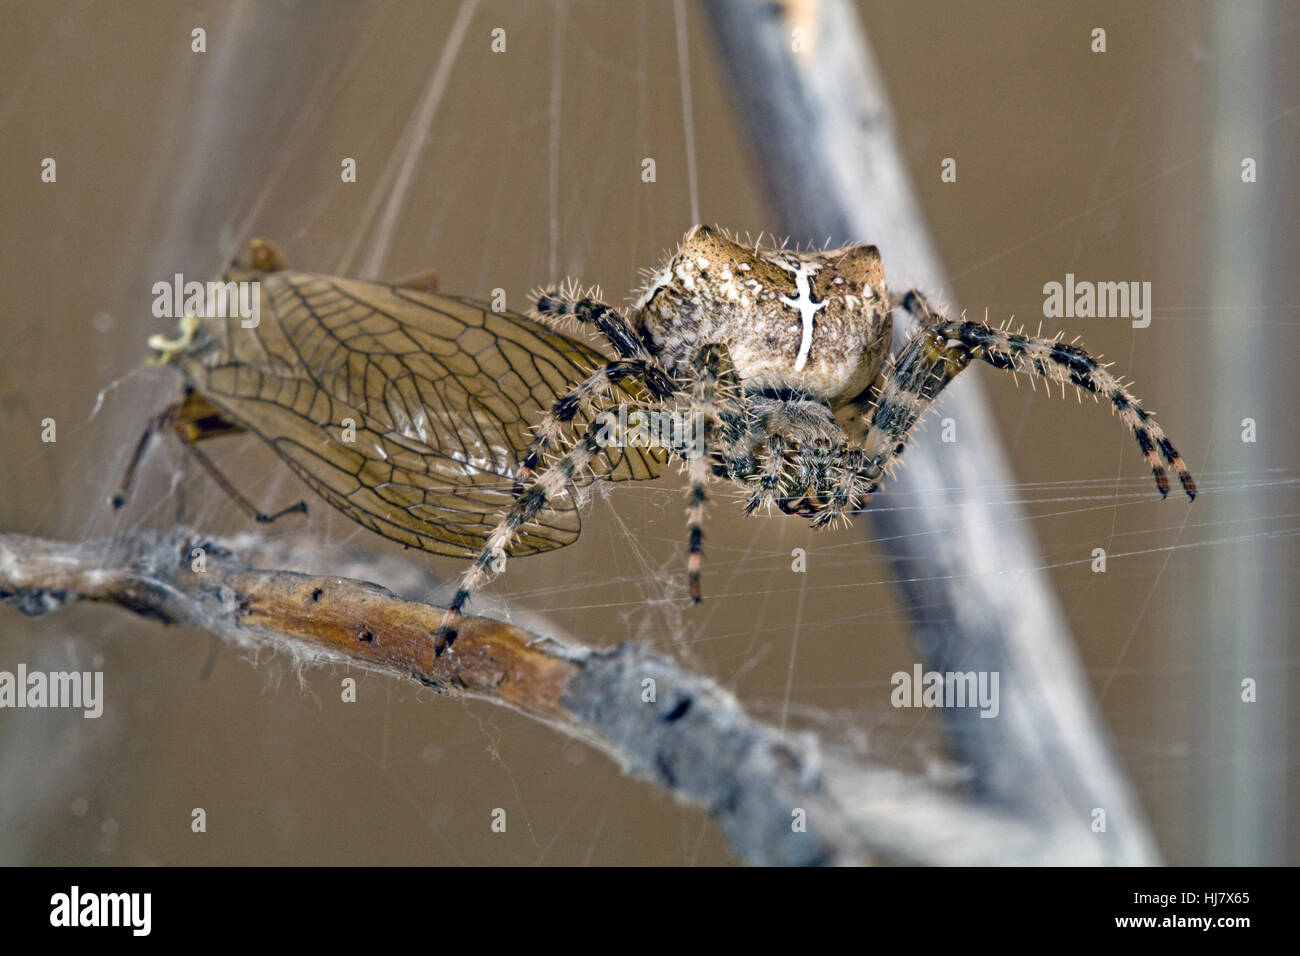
xmin=857 ymin=290 xmax=1197 ymax=500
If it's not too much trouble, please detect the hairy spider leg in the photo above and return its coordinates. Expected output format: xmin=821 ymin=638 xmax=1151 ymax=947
xmin=513 ymin=358 xmax=675 ymax=497
xmin=684 ymin=344 xmax=744 ymax=603
xmin=437 ymin=343 xmax=744 ymax=650
xmin=809 ymin=448 xmax=869 ymax=529
xmin=855 ymin=290 xmax=1197 ymax=500
xmin=744 ymin=432 xmax=790 ymax=516
xmin=517 ymin=291 xmax=675 ymax=488
xmin=780 ymin=438 xmax=838 ymax=517
xmin=435 ymin=423 xmax=610 ymax=654
xmin=737 ymin=397 xmax=849 ymax=517
xmin=534 ymin=289 xmax=659 ymax=365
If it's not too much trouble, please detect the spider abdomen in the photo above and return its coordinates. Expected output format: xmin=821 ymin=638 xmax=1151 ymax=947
xmin=635 ymin=226 xmax=894 ymax=407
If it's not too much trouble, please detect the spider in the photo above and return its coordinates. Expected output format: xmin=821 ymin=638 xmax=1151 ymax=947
xmin=433 ymin=224 xmax=1196 ymax=651
xmin=123 ymin=232 xmax=1195 ymax=657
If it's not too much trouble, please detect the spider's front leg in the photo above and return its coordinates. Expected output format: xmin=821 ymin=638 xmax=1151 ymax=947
xmin=855 ymin=290 xmax=1197 ymax=499
xmin=434 ymin=424 xmax=609 ymax=655
xmin=808 ymin=448 xmax=871 ymax=529
xmin=533 ymin=286 xmax=658 ymax=365
xmin=741 ymin=399 xmax=848 ymax=517
xmin=437 ymin=356 xmax=675 ymax=654
xmin=513 ymin=358 xmax=675 ymax=493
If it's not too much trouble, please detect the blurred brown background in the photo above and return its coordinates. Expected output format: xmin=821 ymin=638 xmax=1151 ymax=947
xmin=1 ymin=0 xmax=1295 ymax=864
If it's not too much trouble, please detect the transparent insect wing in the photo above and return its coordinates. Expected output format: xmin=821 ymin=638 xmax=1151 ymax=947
xmin=178 ymin=269 xmax=665 ymax=557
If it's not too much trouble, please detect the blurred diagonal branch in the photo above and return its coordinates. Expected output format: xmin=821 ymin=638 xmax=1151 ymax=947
xmin=701 ymin=0 xmax=1158 ymax=863
xmin=1 ymin=528 xmax=1109 ymax=866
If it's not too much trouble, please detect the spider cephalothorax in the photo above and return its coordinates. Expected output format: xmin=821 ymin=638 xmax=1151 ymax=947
xmin=434 ymin=225 xmax=1196 ymax=651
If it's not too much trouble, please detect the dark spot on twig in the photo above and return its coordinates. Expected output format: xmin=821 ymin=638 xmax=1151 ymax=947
xmin=413 ymin=670 xmax=446 ymax=693
xmin=310 ymin=587 xmax=323 ymax=602
xmin=655 ymin=752 xmax=677 ymax=786
xmin=15 ymin=590 xmax=66 ymax=616
xmin=712 ymin=783 xmax=741 ymax=816
xmin=357 ymin=627 xmax=374 ymax=643
xmin=664 ymin=696 xmax=693 ymax=722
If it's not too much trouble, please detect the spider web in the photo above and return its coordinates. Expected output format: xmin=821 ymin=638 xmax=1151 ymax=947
xmin=0 ymin=0 xmax=1296 ymax=866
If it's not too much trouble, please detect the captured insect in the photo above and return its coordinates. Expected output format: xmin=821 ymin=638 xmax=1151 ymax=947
xmin=115 ymin=238 xmax=666 ymax=567
xmin=123 ymin=228 xmax=1196 ymax=655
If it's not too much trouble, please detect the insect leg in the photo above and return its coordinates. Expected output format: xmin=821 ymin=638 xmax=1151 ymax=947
xmin=114 ymin=387 xmax=307 ymax=523
xmin=435 ymin=427 xmax=607 ymax=654
xmin=173 ymin=390 xmax=310 ymax=522
xmin=177 ymin=438 xmax=309 ymax=524
xmin=111 ymin=402 xmax=182 ymax=511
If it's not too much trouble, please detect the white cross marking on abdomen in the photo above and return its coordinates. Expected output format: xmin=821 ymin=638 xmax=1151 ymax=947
xmin=776 ymin=260 xmax=827 ymax=372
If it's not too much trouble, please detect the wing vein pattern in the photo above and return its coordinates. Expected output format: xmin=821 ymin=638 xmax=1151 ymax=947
xmin=180 ymin=270 xmax=665 ymax=557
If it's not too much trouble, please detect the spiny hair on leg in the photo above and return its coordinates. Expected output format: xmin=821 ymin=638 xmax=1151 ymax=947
xmin=745 ymin=433 xmax=791 ymax=516
xmin=435 ymin=432 xmax=604 ymax=652
xmin=530 ymin=278 xmax=606 ymax=334
xmin=936 ymin=318 xmax=1195 ymax=498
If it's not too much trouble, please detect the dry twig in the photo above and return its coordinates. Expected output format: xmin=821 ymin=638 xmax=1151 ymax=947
xmin=1 ymin=528 xmax=1107 ymax=865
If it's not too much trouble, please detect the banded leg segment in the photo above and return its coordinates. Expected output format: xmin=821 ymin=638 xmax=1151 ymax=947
xmin=534 ymin=288 xmax=659 ymax=366
xmin=683 ymin=344 xmax=744 ymax=603
xmin=744 ymin=433 xmax=789 ymax=515
xmin=856 ymin=323 xmax=971 ymax=475
xmin=436 ymin=426 xmax=607 ymax=653
xmin=809 ymin=448 xmax=870 ymax=529
xmin=937 ymin=316 xmax=1196 ymax=498
xmin=515 ymin=358 xmax=674 ymax=492
xmin=857 ymin=290 xmax=1197 ymax=499
xmin=687 ymin=445 xmax=708 ymax=602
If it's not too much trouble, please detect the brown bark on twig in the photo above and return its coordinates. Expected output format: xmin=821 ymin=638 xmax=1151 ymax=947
xmin=3 ymin=530 xmax=573 ymax=716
